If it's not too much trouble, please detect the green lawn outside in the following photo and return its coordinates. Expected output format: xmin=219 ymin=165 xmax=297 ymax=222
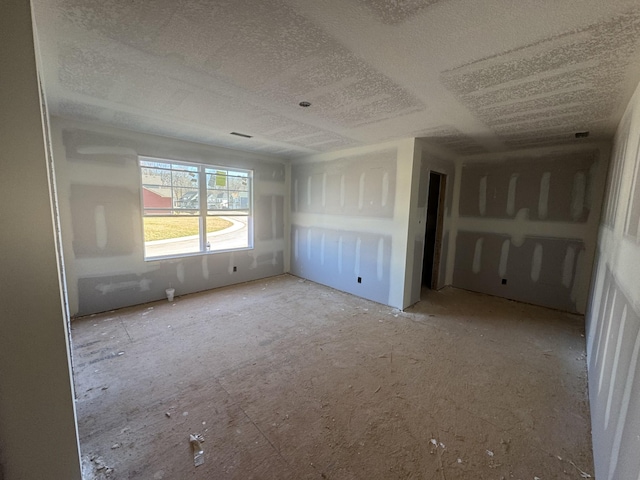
xmin=144 ymin=216 xmax=234 ymax=242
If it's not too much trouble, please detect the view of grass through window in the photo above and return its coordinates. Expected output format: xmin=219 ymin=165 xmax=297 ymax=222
xmin=139 ymin=156 xmax=252 ymax=259
xmin=143 ymin=217 xmax=233 ymax=242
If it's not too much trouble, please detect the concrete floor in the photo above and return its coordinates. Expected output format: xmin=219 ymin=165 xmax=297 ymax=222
xmin=72 ymin=274 xmax=594 ymax=479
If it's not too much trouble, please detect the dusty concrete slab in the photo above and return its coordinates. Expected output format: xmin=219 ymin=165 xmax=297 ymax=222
xmin=71 ymin=274 xmax=593 ymax=479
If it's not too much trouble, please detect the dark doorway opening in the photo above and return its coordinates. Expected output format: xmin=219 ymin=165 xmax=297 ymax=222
xmin=422 ymin=172 xmax=446 ymax=289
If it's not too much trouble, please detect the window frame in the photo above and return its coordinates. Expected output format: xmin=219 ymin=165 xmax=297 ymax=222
xmin=139 ymin=155 xmax=254 ymax=260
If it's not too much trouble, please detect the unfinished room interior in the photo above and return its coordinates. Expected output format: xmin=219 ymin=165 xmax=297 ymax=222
xmin=3 ymin=0 xmax=640 ymax=478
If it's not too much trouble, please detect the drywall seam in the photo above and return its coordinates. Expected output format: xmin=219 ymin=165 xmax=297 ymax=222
xmin=456 ymin=218 xmax=590 ymax=240
xmin=290 ymin=213 xmax=396 ymax=234
xmin=456 ymin=142 xmax=610 ymax=163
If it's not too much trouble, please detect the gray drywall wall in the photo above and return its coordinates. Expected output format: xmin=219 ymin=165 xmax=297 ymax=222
xmin=453 ymin=232 xmax=586 ymax=312
xmin=290 ymin=139 xmax=417 ymax=309
xmin=0 ymin=1 xmax=81 ymax=478
xmin=52 ymin=119 xmax=287 ymax=316
xmin=586 ymin=81 xmax=640 ymax=480
xmin=450 ymin=145 xmax=608 ymax=313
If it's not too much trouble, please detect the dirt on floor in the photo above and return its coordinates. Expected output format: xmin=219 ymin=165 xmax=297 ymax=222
xmin=72 ymin=274 xmax=594 ymax=479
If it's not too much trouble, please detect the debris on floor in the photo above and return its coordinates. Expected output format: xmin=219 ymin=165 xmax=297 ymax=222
xmin=82 ymin=454 xmax=114 ymax=479
xmin=568 ymin=460 xmax=592 ymax=478
xmin=190 ymin=434 xmax=205 ymax=467
xmin=71 ymin=276 xmax=595 ymax=478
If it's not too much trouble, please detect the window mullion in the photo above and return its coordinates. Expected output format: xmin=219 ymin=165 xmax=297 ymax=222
xmin=198 ymin=165 xmax=207 ymax=252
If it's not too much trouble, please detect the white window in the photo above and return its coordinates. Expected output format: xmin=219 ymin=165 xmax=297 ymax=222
xmin=139 ymin=156 xmax=253 ymax=259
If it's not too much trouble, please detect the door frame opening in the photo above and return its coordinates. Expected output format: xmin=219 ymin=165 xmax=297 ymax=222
xmin=422 ymin=171 xmax=446 ymax=290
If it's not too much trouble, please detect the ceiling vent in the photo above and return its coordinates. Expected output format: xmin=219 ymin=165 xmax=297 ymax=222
xmin=230 ymin=132 xmax=252 ymax=138
xmin=575 ymin=131 xmax=589 ymax=138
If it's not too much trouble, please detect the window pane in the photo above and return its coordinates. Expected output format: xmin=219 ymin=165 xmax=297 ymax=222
xmin=206 ymin=215 xmax=249 ymax=251
xmin=143 ymin=216 xmax=201 ymax=258
xmin=206 ymin=190 xmax=229 ymax=211
xmin=174 ymin=187 xmax=200 ymax=213
xmin=142 ymin=185 xmax=173 ymax=214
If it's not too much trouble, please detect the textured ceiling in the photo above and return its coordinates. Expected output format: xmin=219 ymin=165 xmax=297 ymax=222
xmin=32 ymin=0 xmax=640 ymax=158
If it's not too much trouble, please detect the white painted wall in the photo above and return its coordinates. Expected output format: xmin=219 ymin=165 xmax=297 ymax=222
xmin=586 ymin=80 xmax=640 ymax=480
xmin=0 ymin=1 xmax=81 ymax=478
